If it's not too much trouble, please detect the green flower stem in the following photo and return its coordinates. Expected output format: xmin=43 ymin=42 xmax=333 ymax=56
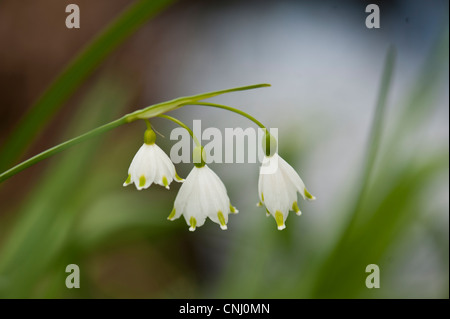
xmin=0 ymin=83 xmax=269 ymax=183
xmin=0 ymin=116 xmax=128 ymax=183
xmin=157 ymin=115 xmax=201 ymax=147
xmin=186 ymin=102 xmax=267 ymax=130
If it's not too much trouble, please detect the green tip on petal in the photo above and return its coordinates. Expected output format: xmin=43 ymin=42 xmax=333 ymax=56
xmin=189 ymin=216 xmax=197 ymax=231
xmin=162 ymin=176 xmax=169 ymax=189
xmin=275 ymin=211 xmax=286 ymax=230
xmin=261 ymin=193 xmax=264 ymax=202
xmin=123 ymin=174 xmax=131 ymax=186
xmin=218 ymin=211 xmax=227 ymax=230
xmin=304 ymin=189 xmax=316 ymax=200
xmin=230 ymin=204 xmax=238 ymax=214
xmin=139 ymin=175 xmax=146 ymax=188
xmin=292 ymin=201 xmax=301 ymax=215
xmin=175 ymin=172 xmax=184 ymax=182
xmin=168 ymin=208 xmax=176 ymax=220
xmin=256 ymin=201 xmax=263 ymax=207
xmin=265 ymin=208 xmax=271 ymax=217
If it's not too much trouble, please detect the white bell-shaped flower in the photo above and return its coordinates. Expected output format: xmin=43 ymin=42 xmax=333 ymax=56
xmin=168 ymin=147 xmax=238 ymax=231
xmin=123 ymin=128 xmax=183 ymax=190
xmin=258 ymin=153 xmax=315 ymax=230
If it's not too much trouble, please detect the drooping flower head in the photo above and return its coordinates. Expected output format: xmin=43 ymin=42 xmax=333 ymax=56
xmin=168 ymin=146 xmax=238 ymax=231
xmin=123 ymin=126 xmax=183 ymax=190
xmin=257 ymin=131 xmax=315 ymax=230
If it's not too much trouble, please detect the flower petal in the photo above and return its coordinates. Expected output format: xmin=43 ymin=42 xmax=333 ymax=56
xmin=173 ymin=167 xmax=199 ymax=220
xmin=277 ymin=154 xmax=308 ymax=199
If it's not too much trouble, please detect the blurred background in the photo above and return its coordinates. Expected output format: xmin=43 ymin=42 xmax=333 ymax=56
xmin=0 ymin=0 xmax=448 ymax=298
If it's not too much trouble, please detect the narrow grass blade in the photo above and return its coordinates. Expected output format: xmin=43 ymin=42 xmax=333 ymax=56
xmin=310 ymin=46 xmax=396 ymax=297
